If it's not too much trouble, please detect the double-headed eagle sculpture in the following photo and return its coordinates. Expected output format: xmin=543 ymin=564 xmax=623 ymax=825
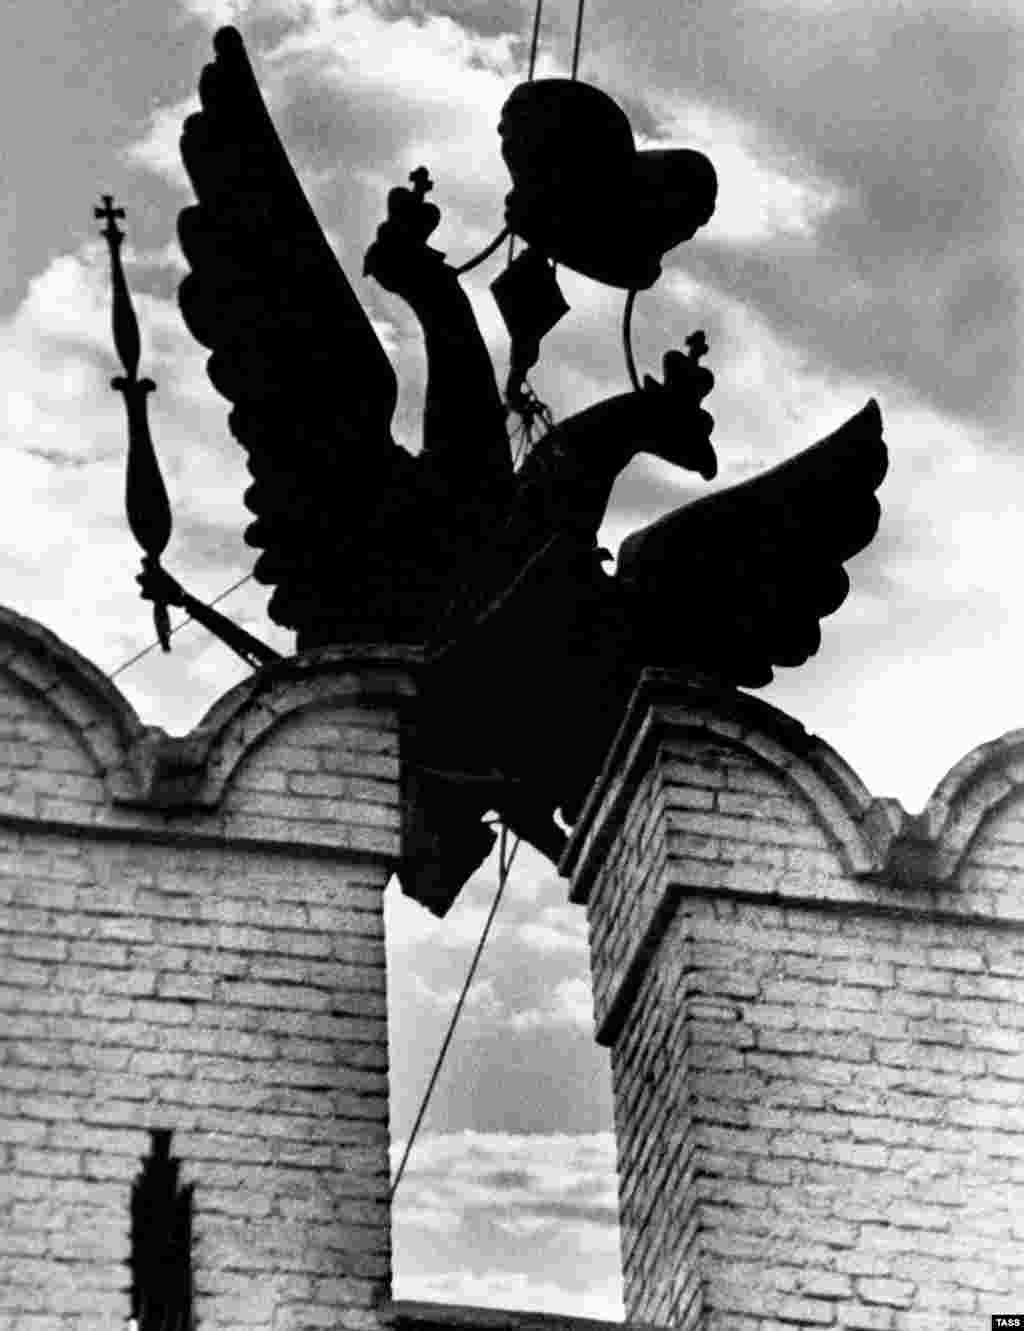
xmin=139 ymin=28 xmax=886 ymax=913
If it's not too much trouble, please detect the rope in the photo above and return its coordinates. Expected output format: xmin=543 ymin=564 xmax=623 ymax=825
xmin=622 ymin=288 xmax=641 ymax=391
xmin=107 ymin=571 xmax=255 ymax=680
xmin=570 ymin=0 xmax=586 ymax=79
xmin=507 ymin=0 xmax=549 ymax=272
xmin=390 ymin=825 xmax=520 ymax=1198
xmin=457 ymin=0 xmax=548 ymax=277
xmin=453 ymin=226 xmax=511 ymax=277
xmin=509 ymin=390 xmax=554 ymax=467
xmin=527 ymin=0 xmax=545 ymax=80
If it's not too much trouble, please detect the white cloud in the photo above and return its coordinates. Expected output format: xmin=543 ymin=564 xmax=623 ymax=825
xmin=403 ymin=966 xmax=596 ymax=1036
xmin=391 ymin=1131 xmax=623 ymax=1320
xmin=268 ymin=1 xmax=519 ymax=89
xmin=177 ymin=0 xmax=302 ymax=26
xmin=178 ymin=0 xmax=239 ymax=22
xmin=398 ymin=1269 xmax=624 ymax=1322
xmin=125 ymin=100 xmax=195 ymax=187
xmin=517 ymin=904 xmax=590 ymax=958
xmin=510 ymin=978 xmax=595 ymax=1034
xmin=643 ymin=98 xmax=844 ymax=245
xmin=412 ymin=974 xmax=508 ymax=1024
xmin=0 ymin=242 xmax=278 ymax=732
xmin=551 ymin=977 xmax=595 ymax=1030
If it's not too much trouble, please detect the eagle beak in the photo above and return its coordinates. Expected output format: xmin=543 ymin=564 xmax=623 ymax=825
xmin=694 ymin=437 xmax=717 ymax=481
xmin=641 ymin=365 xmax=717 ymax=481
xmin=658 ymin=412 xmax=717 ymax=481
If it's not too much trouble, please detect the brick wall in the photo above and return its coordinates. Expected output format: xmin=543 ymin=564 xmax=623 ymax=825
xmin=563 ymin=671 xmax=1024 ymax=1331
xmin=0 ymin=608 xmax=417 ymax=1330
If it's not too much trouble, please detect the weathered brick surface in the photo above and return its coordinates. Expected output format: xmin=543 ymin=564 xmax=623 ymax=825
xmin=0 ymin=611 xmax=414 ymax=1330
xmin=564 ymin=673 xmax=1024 ymax=1330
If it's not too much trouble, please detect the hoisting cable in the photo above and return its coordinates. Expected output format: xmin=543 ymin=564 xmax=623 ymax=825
xmin=622 ymin=287 xmax=641 ymax=391
xmin=458 ymin=0 xmax=550 ymax=276
xmin=528 ymin=0 xmax=545 ymax=80
xmin=570 ymin=0 xmax=586 ymax=80
xmin=391 ymin=825 xmax=521 ymax=1198
xmin=454 ymin=226 xmax=511 ymax=277
xmin=107 ymin=571 xmax=255 ymax=680
xmin=510 ymin=394 xmax=555 ymax=467
xmin=505 ymin=0 xmax=547 ymax=270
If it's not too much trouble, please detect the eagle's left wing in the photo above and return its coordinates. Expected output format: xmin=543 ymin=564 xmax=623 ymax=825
xmin=177 ymin=26 xmax=404 ymax=638
xmin=616 ymin=399 xmax=888 ymax=688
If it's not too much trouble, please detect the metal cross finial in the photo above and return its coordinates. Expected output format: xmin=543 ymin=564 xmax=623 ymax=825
xmin=94 ymin=193 xmax=125 ymax=242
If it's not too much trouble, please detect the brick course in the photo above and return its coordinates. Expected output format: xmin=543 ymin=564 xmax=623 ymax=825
xmin=564 ymin=671 xmax=1024 ymax=1330
xmin=0 ymin=609 xmax=418 ymax=1330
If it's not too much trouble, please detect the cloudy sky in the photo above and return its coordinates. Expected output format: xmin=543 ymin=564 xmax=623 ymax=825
xmin=2 ymin=0 xmax=1022 ymax=1316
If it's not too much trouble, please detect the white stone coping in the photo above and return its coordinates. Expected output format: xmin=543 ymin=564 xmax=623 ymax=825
xmin=562 ymin=667 xmax=1024 ymax=899
xmin=4 ymin=608 xmax=1024 ymax=892
xmin=0 ymin=604 xmax=421 ymax=815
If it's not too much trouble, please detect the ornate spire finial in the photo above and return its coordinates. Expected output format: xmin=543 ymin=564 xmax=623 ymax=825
xmin=94 ymin=195 xmax=174 ymax=652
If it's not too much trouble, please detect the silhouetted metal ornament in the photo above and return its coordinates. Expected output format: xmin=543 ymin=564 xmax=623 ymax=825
xmin=163 ymin=27 xmax=888 ymax=919
xmin=130 ymin=1129 xmax=194 ymax=1331
xmin=498 ymin=79 xmax=717 ymax=290
xmin=490 ymin=245 xmax=569 ymax=381
xmin=95 ymin=195 xmax=173 ymax=651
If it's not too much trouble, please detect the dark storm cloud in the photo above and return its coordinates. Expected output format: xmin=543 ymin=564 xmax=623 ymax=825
xmin=268 ymin=41 xmax=512 ymax=220
xmin=373 ymin=0 xmax=529 ymax=39
xmin=581 ymin=0 xmax=1022 ymax=431
xmin=0 ymin=0 xmax=217 ymax=314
